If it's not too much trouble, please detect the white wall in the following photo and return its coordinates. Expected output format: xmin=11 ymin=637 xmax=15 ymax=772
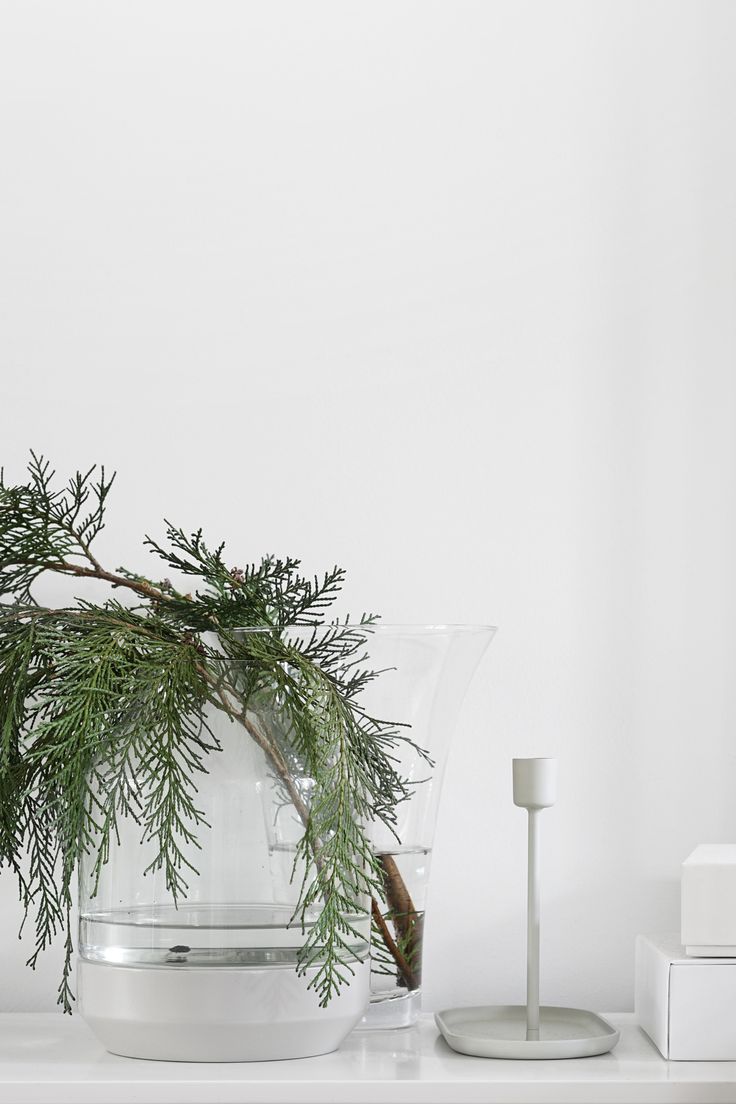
xmin=1 ymin=0 xmax=735 ymax=1014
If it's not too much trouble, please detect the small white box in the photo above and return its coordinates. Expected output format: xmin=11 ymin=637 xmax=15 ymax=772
xmin=682 ymin=844 xmax=736 ymax=955
xmin=635 ymin=934 xmax=736 ymax=1059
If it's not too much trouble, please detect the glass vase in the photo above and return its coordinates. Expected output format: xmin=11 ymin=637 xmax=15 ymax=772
xmin=77 ymin=645 xmax=372 ymax=1062
xmin=354 ymin=625 xmax=495 ymax=1029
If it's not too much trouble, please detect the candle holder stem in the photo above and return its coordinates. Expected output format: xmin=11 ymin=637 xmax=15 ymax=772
xmin=526 ymin=808 xmax=540 ymax=1041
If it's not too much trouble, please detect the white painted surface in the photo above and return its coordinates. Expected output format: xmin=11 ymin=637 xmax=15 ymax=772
xmin=1 ymin=1 xmax=736 ymax=1015
xmin=0 ymin=1013 xmax=736 ymax=1104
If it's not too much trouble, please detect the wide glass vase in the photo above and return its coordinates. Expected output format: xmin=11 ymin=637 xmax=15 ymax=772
xmin=77 ymin=623 xmax=493 ymax=1055
xmin=77 ymin=644 xmax=372 ymax=1062
xmin=355 ymin=625 xmax=495 ymax=1029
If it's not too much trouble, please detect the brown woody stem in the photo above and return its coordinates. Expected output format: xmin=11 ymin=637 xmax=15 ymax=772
xmin=371 ymin=896 xmax=419 ymax=990
xmin=377 ymin=853 xmax=423 ymax=990
xmin=57 ymin=560 xmax=167 ymax=603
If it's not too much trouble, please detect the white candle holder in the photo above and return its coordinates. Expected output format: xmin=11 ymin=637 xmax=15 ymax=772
xmin=435 ymin=758 xmax=619 ymax=1059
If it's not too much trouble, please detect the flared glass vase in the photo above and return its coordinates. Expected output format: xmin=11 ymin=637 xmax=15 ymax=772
xmin=355 ymin=625 xmax=495 ymax=1029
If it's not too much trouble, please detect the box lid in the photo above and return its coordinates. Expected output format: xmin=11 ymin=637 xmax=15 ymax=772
xmin=647 ymin=933 xmax=736 ymax=965
xmin=683 ymin=844 xmax=736 ymax=867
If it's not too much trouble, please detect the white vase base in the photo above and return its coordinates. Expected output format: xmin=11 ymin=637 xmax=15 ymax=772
xmin=78 ymin=958 xmax=369 ymax=1062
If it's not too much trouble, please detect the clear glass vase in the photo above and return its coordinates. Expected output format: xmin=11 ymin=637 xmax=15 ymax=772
xmin=77 ymin=644 xmax=372 ymax=1062
xmin=354 ymin=625 xmax=495 ymax=1029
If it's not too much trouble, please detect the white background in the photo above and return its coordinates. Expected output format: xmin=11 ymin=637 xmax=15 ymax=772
xmin=1 ymin=0 xmax=735 ymax=1015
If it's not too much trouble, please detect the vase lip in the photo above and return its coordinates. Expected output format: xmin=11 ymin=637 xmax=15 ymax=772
xmin=230 ymin=623 xmax=497 ymax=635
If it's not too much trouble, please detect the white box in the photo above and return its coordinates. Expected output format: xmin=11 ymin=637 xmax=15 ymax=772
xmin=682 ymin=844 xmax=736 ymax=955
xmin=635 ymin=933 xmax=736 ymax=1059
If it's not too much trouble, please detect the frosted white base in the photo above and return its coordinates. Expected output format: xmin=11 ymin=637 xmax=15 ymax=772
xmin=78 ymin=959 xmax=369 ymax=1062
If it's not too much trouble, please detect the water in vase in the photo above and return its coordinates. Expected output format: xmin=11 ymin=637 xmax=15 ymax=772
xmin=363 ymin=846 xmax=431 ymax=1028
xmin=79 ymin=902 xmax=370 ymax=969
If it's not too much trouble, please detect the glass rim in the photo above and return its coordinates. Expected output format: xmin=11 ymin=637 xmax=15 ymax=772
xmin=230 ymin=623 xmax=497 ymax=636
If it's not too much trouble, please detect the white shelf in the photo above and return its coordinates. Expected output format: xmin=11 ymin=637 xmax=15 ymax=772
xmin=1 ymin=1012 xmax=736 ymax=1103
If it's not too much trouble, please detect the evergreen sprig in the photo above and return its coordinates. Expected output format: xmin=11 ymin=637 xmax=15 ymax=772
xmin=0 ymin=456 xmax=426 ymax=1010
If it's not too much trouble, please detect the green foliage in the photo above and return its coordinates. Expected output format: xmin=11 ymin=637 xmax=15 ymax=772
xmin=0 ymin=456 xmax=423 ymax=1010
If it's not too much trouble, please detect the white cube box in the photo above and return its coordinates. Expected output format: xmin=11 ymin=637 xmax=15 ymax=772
xmin=682 ymin=844 xmax=736 ymax=955
xmin=635 ymin=934 xmax=736 ymax=1059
